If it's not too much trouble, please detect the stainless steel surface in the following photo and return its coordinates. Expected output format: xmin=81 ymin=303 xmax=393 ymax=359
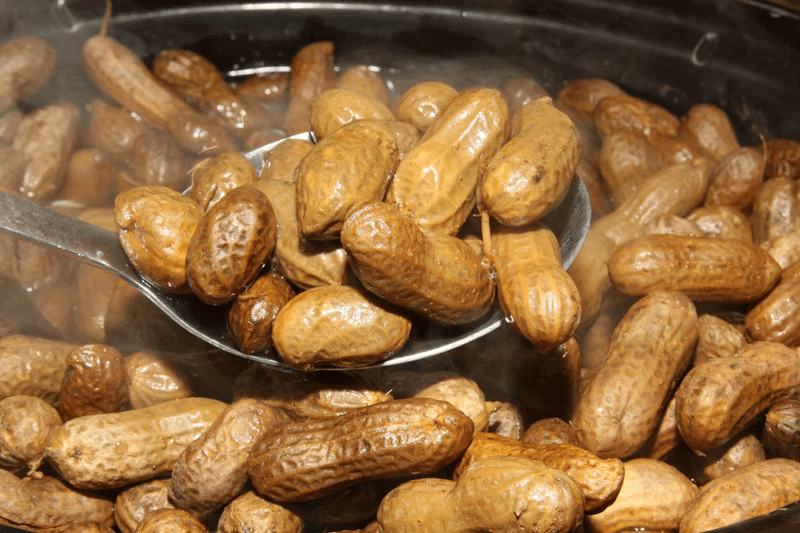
xmin=0 ymin=135 xmax=591 ymax=370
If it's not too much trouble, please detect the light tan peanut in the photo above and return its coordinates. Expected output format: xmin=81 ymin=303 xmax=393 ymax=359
xmin=594 ymin=94 xmax=679 ymax=140
xmin=258 ymin=138 xmax=313 ymax=182
xmin=522 ymin=417 xmax=582 ymax=447
xmin=480 ymin=97 xmax=579 ymax=226
xmin=342 ymin=201 xmax=494 ymax=325
xmin=296 ymin=120 xmax=399 ymax=239
xmin=643 ymin=214 xmax=703 ymax=236
xmin=248 ymin=398 xmax=474 ymax=502
xmin=281 ymin=41 xmax=336 ymax=134
xmin=227 ymin=272 xmax=296 ymax=355
xmin=152 ymin=49 xmax=268 ymax=136
xmin=272 ymin=285 xmax=412 ymax=369
xmin=453 ymin=432 xmax=623 ymax=513
xmin=0 ymin=36 xmax=57 ymax=112
xmin=585 ymin=458 xmax=698 ymax=533
xmin=396 ymin=81 xmax=458 ymax=133
xmin=12 ymin=102 xmax=80 ymax=202
xmin=85 ymin=99 xmax=144 ymax=164
xmin=251 ymin=179 xmax=348 ymax=289
xmin=555 ymin=78 xmax=625 ymax=124
xmin=124 ymin=350 xmax=194 ymax=409
xmin=234 ymin=72 xmax=288 ymax=104
xmin=763 ymin=398 xmax=800 ymax=460
xmin=233 ymin=363 xmax=389 ymax=419
xmin=486 ymin=402 xmax=524 ymax=440
xmin=694 ymin=314 xmax=747 ymax=365
xmin=310 ymin=88 xmax=395 ymax=139
xmin=218 ymin=491 xmax=303 ymax=533
xmin=115 ymin=479 xmax=176 ymax=533
xmin=374 ymin=370 xmax=489 ymax=432
xmin=675 ymin=341 xmax=800 ymax=454
xmin=571 ymin=290 xmax=698 ymax=458
xmin=376 ymin=456 xmax=584 ymax=533
xmin=189 ymin=152 xmax=257 ymax=213
xmin=680 ymin=458 xmax=800 ymax=533
xmin=745 ymin=274 xmax=800 ymax=347
xmin=115 ymin=185 xmax=203 ymax=294
xmin=135 ymin=509 xmax=209 ymax=533
xmin=568 ymin=159 xmax=711 ymax=325
xmin=687 ymin=204 xmax=752 ymax=241
xmin=129 ymin=131 xmax=189 ymax=191
xmin=58 ymin=344 xmax=128 ymax=420
xmin=501 ymin=77 xmax=550 ymax=116
xmin=491 ymin=222 xmax=581 ymax=352
xmin=0 ymin=470 xmax=114 ymax=529
xmin=387 ymin=88 xmax=509 ymax=236
xmin=337 ymin=65 xmax=391 ymax=105
xmin=186 ymin=186 xmax=277 ymax=305
xmin=0 ymin=334 xmax=76 ymax=406
xmin=608 ymin=234 xmax=781 ymax=303
xmin=679 ymin=104 xmax=740 ymax=162
xmin=171 ymin=399 xmax=290 ymax=519
xmin=598 ymin=129 xmax=663 ymax=206
xmin=751 ymin=176 xmax=800 ymax=244
xmin=0 ymin=395 xmax=61 ymax=473
xmin=59 ymin=148 xmax=116 ymax=207
xmin=44 ymin=397 xmax=227 ymax=489
xmin=704 ymin=146 xmax=765 ymax=210
xmin=764 ymin=138 xmax=800 ymax=180
xmin=690 ymin=432 xmax=766 ymax=486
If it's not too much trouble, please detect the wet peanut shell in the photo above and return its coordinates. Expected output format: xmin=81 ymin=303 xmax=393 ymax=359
xmin=116 ymin=186 xmax=203 ymax=294
xmin=376 ymin=456 xmax=584 ymax=533
xmin=44 ymin=397 xmax=227 ymax=489
xmin=453 ymin=432 xmax=623 ymax=513
xmin=58 ymin=344 xmax=129 ymax=420
xmin=85 ymin=99 xmax=144 ymax=164
xmin=751 ymin=176 xmax=800 ymax=245
xmin=387 ymin=87 xmax=509 ymax=236
xmin=480 ymin=97 xmax=580 ymax=226
xmin=227 ymin=272 xmax=295 ymax=354
xmin=247 ymin=398 xmax=474 ymax=502
xmin=271 ymin=285 xmax=412 ymax=370
xmin=281 ymin=41 xmax=336 ymax=135
xmin=129 ymin=132 xmax=189 ymax=191
xmin=675 ymin=341 xmax=800 ymax=453
xmin=522 ymin=417 xmax=582 ymax=447
xmin=679 ymin=103 xmax=740 ymax=162
xmin=585 ymin=458 xmax=697 ymax=533
xmin=296 ymin=119 xmax=399 ymax=239
xmin=341 ymin=201 xmax=495 ymax=325
xmin=0 ymin=36 xmax=57 ymax=112
xmin=598 ymin=129 xmax=663 ymax=206
xmin=486 ymin=402 xmax=524 ymax=440
xmin=571 ymin=290 xmax=698 ymax=459
xmin=501 ymin=77 xmax=551 ymax=116
xmin=686 ymin=204 xmax=752 ymax=242
xmin=745 ymin=275 xmax=800 ymax=348
xmin=0 ymin=334 xmax=76 ymax=406
xmin=336 ymin=65 xmax=392 ymax=106
xmin=694 ymin=313 xmax=747 ymax=365
xmin=124 ymin=350 xmax=194 ymax=409
xmin=186 ymin=185 xmax=277 ymax=305
xmin=218 ymin=491 xmax=303 ymax=533
xmin=608 ymin=234 xmax=781 ymax=303
xmin=0 ymin=395 xmax=61 ymax=472
xmin=680 ymin=458 xmax=800 ymax=533
xmin=593 ymin=94 xmax=680 ymax=140
xmin=189 ymin=152 xmax=257 ymax=213
xmin=690 ymin=432 xmax=766 ymax=486
xmin=763 ymin=399 xmax=800 ymax=461
xmin=135 ymin=509 xmax=209 ymax=533
xmin=704 ymin=146 xmax=765 ymax=210
xmin=233 ymin=72 xmax=289 ymax=104
xmin=114 ymin=479 xmax=176 ymax=533
xmin=764 ymin=138 xmax=800 ymax=180
xmin=554 ymin=78 xmax=626 ymax=124
xmin=310 ymin=88 xmax=395 ymax=139
xmin=396 ymin=81 xmax=458 ymax=133
xmin=258 ymin=138 xmax=314 ymax=182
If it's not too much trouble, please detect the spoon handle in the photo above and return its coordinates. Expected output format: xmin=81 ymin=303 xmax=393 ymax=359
xmin=0 ymin=191 xmax=139 ymax=284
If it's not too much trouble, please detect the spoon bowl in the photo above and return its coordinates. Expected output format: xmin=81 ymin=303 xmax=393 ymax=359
xmin=0 ymin=134 xmax=590 ymax=370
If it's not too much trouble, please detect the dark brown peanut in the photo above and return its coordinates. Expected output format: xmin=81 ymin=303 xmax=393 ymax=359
xmin=764 ymin=138 xmax=800 ymax=180
xmin=486 ymin=402 xmax=524 ymax=440
xmin=247 ymin=398 xmax=474 ymax=502
xmin=186 ymin=185 xmax=277 ymax=305
xmin=0 ymin=395 xmax=61 ymax=473
xmin=58 ymin=344 xmax=128 ymax=420
xmin=85 ymin=99 xmax=144 ymax=164
xmin=227 ymin=272 xmax=295 ymax=354
xmin=745 ymin=274 xmax=800 ymax=347
xmin=501 ymin=77 xmax=550 ymax=116
xmin=690 ymin=433 xmax=766 ymax=486
xmin=234 ymin=72 xmax=289 ymax=104
xmin=129 ymin=132 xmax=189 ymax=191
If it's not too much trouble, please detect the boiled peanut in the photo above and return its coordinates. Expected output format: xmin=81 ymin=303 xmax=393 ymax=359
xmin=571 ymin=290 xmax=697 ymax=458
xmin=761 ymin=230 xmax=800 ymax=269
xmin=643 ymin=214 xmax=703 ymax=236
xmin=763 ymin=398 xmax=800 ymax=461
xmin=310 ymin=88 xmax=395 ymax=139
xmin=0 ymin=108 xmax=22 ymax=145
xmin=217 ymin=491 xmax=303 ymax=533
xmin=0 ymin=36 xmax=57 ymax=113
xmin=486 ymin=402 xmax=524 ymax=440
xmin=679 ymin=103 xmax=740 ymax=162
xmin=129 ymin=131 xmax=189 ymax=191
xmin=690 ymin=432 xmax=766 ymax=486
xmin=522 ymin=417 xmax=582 ymax=447
xmin=0 ymin=334 xmax=76 ymax=406
xmin=247 ymin=398 xmax=474 ymax=502
xmin=704 ymin=146 xmax=765 ymax=210
xmin=680 ymin=458 xmax=800 ymax=533
xmin=675 ymin=341 xmax=800 ymax=453
xmin=751 ymin=176 xmax=800 ymax=244
xmin=186 ymin=185 xmax=277 ymax=305
xmin=694 ymin=314 xmax=747 ymax=365
xmin=85 ymin=99 xmax=144 ymax=164
xmin=0 ymin=395 xmax=61 ymax=473
xmin=555 ymin=78 xmax=625 ymax=124
xmin=114 ymin=479 xmax=176 ymax=533
xmin=258 ymin=138 xmax=313 ymax=182
xmin=59 ymin=148 xmax=116 ymax=207
xmin=124 ymin=350 xmax=193 ymax=409
xmin=58 ymin=344 xmax=128 ymax=420
xmin=342 ymin=201 xmax=494 ymax=325
xmin=637 ymin=395 xmax=682 ymax=461
xmin=296 ymin=119 xmax=399 ymax=239
xmin=594 ymin=94 xmax=679 ymax=140
xmin=396 ymin=81 xmax=458 ymax=133
xmin=189 ymin=152 xmax=257 ymax=213
xmin=271 ymin=285 xmax=412 ymax=369
xmin=490 ymin=222 xmax=581 ymax=352
xmin=376 ymin=456 xmax=584 ymax=533
xmin=337 ymin=65 xmax=391 ymax=105
xmin=764 ymin=138 xmax=800 ymax=180
xmin=44 ymin=397 xmax=227 ymax=489
xmin=134 ymin=509 xmax=208 ymax=533
xmin=585 ymin=458 xmax=697 ymax=533
xmin=281 ymin=41 xmax=336 ymax=134
xmin=608 ymin=234 xmax=781 ymax=303
xmin=227 ymin=272 xmax=295 ymax=355
xmin=387 ymin=87 xmax=509 ymax=236
xmin=501 ymin=77 xmax=550 ymax=116
xmin=598 ymin=129 xmax=663 ymax=206
xmin=234 ymin=72 xmax=288 ymax=104
xmin=745 ymin=273 xmax=800 ymax=347
xmin=380 ymin=119 xmax=420 ymax=158
xmin=480 ymin=97 xmax=580 ymax=226
xmin=687 ymin=204 xmax=752 ymax=241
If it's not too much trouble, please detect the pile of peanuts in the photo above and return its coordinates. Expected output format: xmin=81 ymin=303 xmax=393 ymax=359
xmin=1 ymin=3 xmax=800 ymax=532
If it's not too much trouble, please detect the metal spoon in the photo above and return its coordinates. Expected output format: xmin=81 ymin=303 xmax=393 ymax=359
xmin=0 ymin=133 xmax=591 ymax=370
